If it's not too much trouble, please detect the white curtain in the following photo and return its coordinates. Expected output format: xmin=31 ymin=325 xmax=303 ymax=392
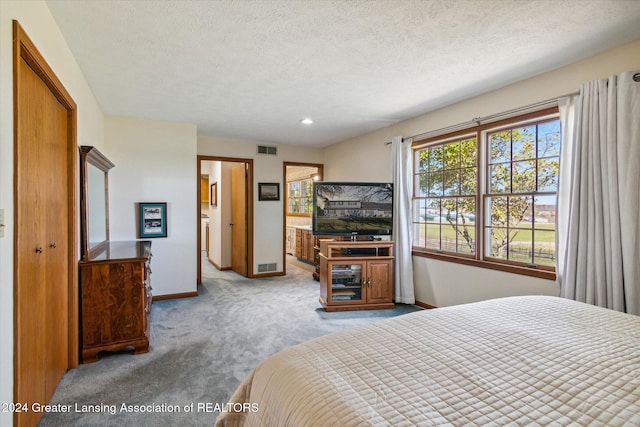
xmin=557 ymin=71 xmax=640 ymax=315
xmin=391 ymin=136 xmax=415 ymax=304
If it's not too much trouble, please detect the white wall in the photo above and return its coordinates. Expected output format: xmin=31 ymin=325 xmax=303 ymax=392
xmin=198 ymin=136 xmax=324 ymax=274
xmin=0 ymin=1 xmax=105 ymax=424
xmin=325 ymin=39 xmax=640 ymax=307
xmin=106 ymin=115 xmax=198 ymax=296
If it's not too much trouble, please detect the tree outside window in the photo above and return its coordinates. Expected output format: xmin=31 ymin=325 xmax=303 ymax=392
xmin=412 ymin=110 xmax=560 ymax=274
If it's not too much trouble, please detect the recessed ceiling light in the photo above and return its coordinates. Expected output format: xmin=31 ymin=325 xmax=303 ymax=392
xmin=300 ymin=118 xmax=313 ymax=125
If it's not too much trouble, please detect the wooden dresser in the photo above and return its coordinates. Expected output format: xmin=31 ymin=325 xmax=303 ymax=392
xmin=79 ymin=240 xmax=152 ymax=363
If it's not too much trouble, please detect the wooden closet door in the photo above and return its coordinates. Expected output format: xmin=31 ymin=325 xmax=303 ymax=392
xmin=231 ymin=164 xmax=248 ymax=276
xmin=14 ymin=53 xmax=70 ymax=427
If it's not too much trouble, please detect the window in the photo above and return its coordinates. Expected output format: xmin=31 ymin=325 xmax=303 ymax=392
xmin=414 ymin=135 xmax=477 ymax=255
xmin=412 ymin=108 xmax=560 ymax=278
xmin=287 ymin=178 xmax=314 ymax=215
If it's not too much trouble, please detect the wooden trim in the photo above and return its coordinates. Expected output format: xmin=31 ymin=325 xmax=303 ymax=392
xmin=207 ymin=256 xmax=232 ymax=271
xmin=197 ymin=155 xmax=254 ymax=282
xmin=152 ymin=291 xmax=198 ymax=302
xmin=412 ymin=249 xmax=557 ymax=281
xmin=412 ymin=107 xmax=560 ymax=146
xmin=197 ymin=158 xmax=202 ymax=283
xmin=414 ymin=300 xmax=436 ymax=310
xmin=282 ymin=162 xmax=324 ymax=276
xmin=252 ymin=271 xmax=286 ymax=278
xmin=79 ymin=146 xmax=114 ymax=259
xmin=13 ymin=20 xmax=79 ymax=372
xmin=287 ymin=212 xmax=313 ymax=218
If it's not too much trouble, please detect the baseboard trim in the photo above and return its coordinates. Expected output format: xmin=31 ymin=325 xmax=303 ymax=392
xmin=252 ymin=271 xmax=285 ymax=278
xmin=208 ymin=257 xmax=231 ymax=271
xmin=153 ymin=291 xmax=198 ymax=302
xmin=414 ymin=300 xmax=437 ymax=310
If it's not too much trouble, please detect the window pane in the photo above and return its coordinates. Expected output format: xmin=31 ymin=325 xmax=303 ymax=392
xmin=460 ymin=138 xmax=477 ymax=167
xmin=413 ymin=198 xmax=424 ymax=223
xmin=508 ymin=240 xmax=533 ymax=265
xmin=416 ymin=149 xmax=429 ymax=172
xmin=490 ymin=164 xmax=510 ymax=193
xmin=441 ymin=198 xmax=456 ymax=224
xmin=512 ymin=126 xmax=536 ymax=161
xmin=460 ymin=167 xmax=476 ymax=195
xmin=429 ymin=146 xmax=444 ymax=171
xmin=289 ymin=182 xmax=300 ymax=197
xmin=415 ymin=173 xmax=427 ymax=197
xmin=424 ymin=200 xmax=441 ymax=249
xmin=414 ymin=222 xmax=425 ymax=247
xmin=425 ymin=223 xmax=440 ymax=250
xmin=456 ymin=197 xmax=475 ymax=254
xmin=423 ymin=198 xmax=440 ymax=220
xmin=538 ymin=120 xmax=561 ymax=158
xmin=512 ymin=160 xmax=536 ymax=192
xmin=538 ymin=158 xmax=559 ymax=192
xmin=490 ymin=131 xmax=511 ymax=163
xmin=443 ymin=170 xmax=459 ymax=195
xmin=302 ymin=181 xmax=312 ymax=197
xmin=456 ymin=197 xmax=474 ymax=222
xmin=428 ymin=171 xmax=443 ymax=196
xmin=533 ymin=229 xmax=556 ymax=266
xmin=534 ymin=195 xmax=556 ymax=224
xmin=303 ymin=196 xmax=313 ymax=213
xmin=508 ymin=196 xmax=533 ymax=228
xmin=489 ymin=227 xmax=509 ymax=259
xmin=443 ymin=142 xmax=460 ymax=169
xmin=489 ymin=196 xmax=508 ymax=227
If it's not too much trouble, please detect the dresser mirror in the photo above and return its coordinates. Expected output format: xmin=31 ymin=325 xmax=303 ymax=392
xmin=80 ymin=146 xmax=114 ymax=259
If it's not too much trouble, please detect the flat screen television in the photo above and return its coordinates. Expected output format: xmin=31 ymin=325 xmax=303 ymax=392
xmin=312 ymin=182 xmax=393 ymax=236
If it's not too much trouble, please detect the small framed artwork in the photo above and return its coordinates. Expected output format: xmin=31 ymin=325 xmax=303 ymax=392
xmin=258 ymin=182 xmax=280 ymax=201
xmin=138 ymin=202 xmax=167 ymax=238
xmin=210 ymin=182 xmax=217 ymax=206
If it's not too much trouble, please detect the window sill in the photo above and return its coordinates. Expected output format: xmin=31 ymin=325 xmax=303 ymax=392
xmin=411 ymin=248 xmax=556 ymax=281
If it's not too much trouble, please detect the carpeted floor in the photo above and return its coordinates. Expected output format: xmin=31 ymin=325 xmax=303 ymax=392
xmin=39 ymin=254 xmax=420 ymax=426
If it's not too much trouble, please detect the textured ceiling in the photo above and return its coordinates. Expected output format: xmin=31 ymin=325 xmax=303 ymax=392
xmin=46 ymin=0 xmax=640 ymax=148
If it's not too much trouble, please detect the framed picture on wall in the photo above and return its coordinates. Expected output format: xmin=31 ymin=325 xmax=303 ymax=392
xmin=138 ymin=202 xmax=167 ymax=238
xmin=258 ymin=182 xmax=280 ymax=201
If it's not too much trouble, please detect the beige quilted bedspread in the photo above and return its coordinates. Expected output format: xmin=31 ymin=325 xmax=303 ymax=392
xmin=216 ymin=296 xmax=640 ymax=426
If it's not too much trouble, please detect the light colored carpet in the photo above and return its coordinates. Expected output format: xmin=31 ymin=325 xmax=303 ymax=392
xmin=39 ymin=254 xmax=420 ymax=426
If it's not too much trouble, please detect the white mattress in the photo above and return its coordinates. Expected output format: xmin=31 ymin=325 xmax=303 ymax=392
xmin=216 ymin=296 xmax=640 ymax=426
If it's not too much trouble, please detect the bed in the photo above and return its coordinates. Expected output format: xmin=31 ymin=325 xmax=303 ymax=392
xmin=215 ymin=296 xmax=640 ymax=426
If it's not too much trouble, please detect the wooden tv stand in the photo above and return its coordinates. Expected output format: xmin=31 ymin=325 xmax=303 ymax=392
xmin=319 ymin=240 xmax=394 ymax=312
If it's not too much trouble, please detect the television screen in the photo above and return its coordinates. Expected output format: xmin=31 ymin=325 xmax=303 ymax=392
xmin=312 ymin=182 xmax=393 ymax=236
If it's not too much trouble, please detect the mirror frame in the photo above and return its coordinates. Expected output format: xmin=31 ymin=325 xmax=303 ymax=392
xmin=79 ymin=146 xmax=114 ymax=259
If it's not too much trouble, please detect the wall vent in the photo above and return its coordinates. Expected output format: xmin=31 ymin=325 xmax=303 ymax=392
xmin=256 ymin=145 xmax=278 ymax=156
xmin=257 ymin=263 xmax=278 ymax=273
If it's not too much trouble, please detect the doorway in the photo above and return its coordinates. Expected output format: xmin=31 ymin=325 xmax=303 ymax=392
xmin=13 ymin=21 xmax=78 ymax=427
xmin=282 ymin=162 xmax=323 ymax=275
xmin=197 ymin=156 xmax=254 ymax=283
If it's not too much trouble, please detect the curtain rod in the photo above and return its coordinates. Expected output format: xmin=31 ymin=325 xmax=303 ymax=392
xmin=384 ymin=90 xmax=580 ymax=145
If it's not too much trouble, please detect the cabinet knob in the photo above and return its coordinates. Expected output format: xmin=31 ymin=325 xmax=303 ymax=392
xmin=50 ymin=242 xmax=57 ymax=249
xmin=35 ymin=247 xmax=43 ymax=254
